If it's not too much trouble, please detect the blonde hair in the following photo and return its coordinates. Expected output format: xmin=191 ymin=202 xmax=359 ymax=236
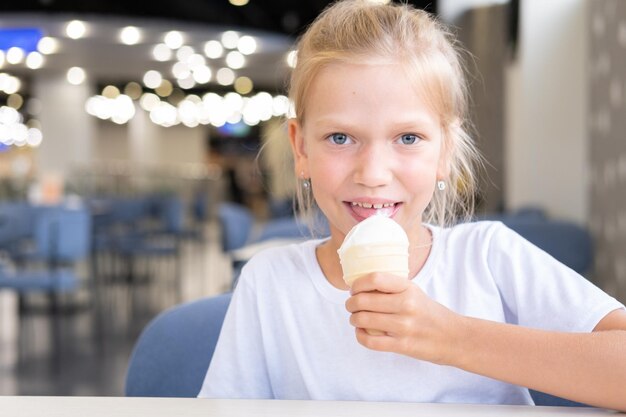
xmin=290 ymin=0 xmax=482 ymax=227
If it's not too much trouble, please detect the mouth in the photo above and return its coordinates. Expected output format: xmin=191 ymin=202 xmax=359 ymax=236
xmin=345 ymin=200 xmax=401 ymax=220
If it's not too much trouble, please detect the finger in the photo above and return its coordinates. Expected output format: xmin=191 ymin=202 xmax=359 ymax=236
xmin=350 ymin=272 xmax=411 ymax=295
xmin=349 ymin=311 xmax=410 ymax=336
xmin=354 ymin=327 xmax=396 ymax=352
xmin=345 ymin=291 xmax=402 ymax=314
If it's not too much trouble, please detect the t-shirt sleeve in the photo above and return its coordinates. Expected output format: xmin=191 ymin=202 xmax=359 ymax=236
xmin=486 ymin=222 xmax=624 ymax=333
xmin=197 ymin=264 xmax=273 ymax=399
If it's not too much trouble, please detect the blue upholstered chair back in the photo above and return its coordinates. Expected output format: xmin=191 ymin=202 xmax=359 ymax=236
xmin=501 ymin=218 xmax=593 ymax=275
xmin=217 ymin=203 xmax=253 ymax=252
xmin=125 ymin=292 xmax=586 ymax=406
xmin=34 ymin=206 xmax=92 ymax=263
xmin=125 ymin=293 xmax=232 ymax=397
xmin=0 ymin=201 xmax=35 ymax=248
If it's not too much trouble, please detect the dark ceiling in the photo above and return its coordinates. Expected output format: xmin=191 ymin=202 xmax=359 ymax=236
xmin=0 ymin=0 xmax=439 ymax=37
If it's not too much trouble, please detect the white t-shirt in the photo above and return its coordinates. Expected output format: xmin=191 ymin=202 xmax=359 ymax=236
xmin=198 ymin=221 xmax=624 ymax=404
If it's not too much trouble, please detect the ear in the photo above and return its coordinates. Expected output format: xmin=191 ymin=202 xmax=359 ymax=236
xmin=288 ymin=119 xmax=309 ymax=178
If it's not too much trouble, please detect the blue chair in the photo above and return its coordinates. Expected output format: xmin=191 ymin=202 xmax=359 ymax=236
xmin=0 ymin=269 xmax=78 ymax=292
xmin=253 ymin=216 xmax=308 ymax=242
xmin=500 ymin=218 xmax=593 ymax=275
xmin=104 ymin=195 xmax=185 ymax=288
xmin=125 ymin=292 xmax=587 ymax=406
xmin=125 ymin=292 xmax=232 ymax=397
xmin=253 ymin=215 xmax=330 ymax=243
xmin=217 ymin=202 xmax=254 ymax=252
xmin=0 ymin=201 xmax=38 ymax=261
xmin=1 ymin=204 xmax=92 ymax=366
xmin=0 ymin=204 xmax=91 ymax=293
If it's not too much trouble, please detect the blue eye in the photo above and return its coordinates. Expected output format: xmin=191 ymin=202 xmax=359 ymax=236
xmin=399 ymin=134 xmax=420 ymax=145
xmin=328 ymin=133 xmax=350 ymax=145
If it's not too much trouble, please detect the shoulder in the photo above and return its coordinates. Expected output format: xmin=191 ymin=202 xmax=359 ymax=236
xmin=437 ymin=220 xmax=513 ymax=247
xmin=431 ymin=221 xmax=529 ymax=268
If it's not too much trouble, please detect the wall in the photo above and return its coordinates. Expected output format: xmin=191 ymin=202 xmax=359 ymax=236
xmin=34 ymin=74 xmax=95 ymax=183
xmin=505 ymin=0 xmax=587 ymax=224
xmin=587 ymin=0 xmax=626 ymax=300
xmin=438 ymin=0 xmax=508 ymax=24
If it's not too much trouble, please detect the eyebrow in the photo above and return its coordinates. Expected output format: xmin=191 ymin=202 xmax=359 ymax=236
xmin=312 ymin=114 xmax=439 ymax=131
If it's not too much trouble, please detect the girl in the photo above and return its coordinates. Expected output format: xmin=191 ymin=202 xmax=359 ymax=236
xmin=199 ymin=0 xmax=626 ymax=410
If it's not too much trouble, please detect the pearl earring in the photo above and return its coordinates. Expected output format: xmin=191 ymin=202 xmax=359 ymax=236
xmin=301 ymin=171 xmax=310 ymax=189
xmin=437 ymin=180 xmax=446 ymax=191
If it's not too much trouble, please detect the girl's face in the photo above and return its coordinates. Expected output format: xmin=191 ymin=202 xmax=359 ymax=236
xmin=289 ymin=62 xmax=449 ymax=247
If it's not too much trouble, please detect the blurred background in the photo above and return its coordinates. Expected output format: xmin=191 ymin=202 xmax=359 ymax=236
xmin=0 ymin=0 xmax=624 ymax=397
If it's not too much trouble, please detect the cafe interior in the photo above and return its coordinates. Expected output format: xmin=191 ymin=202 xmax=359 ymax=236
xmin=0 ymin=0 xmax=625 ymax=402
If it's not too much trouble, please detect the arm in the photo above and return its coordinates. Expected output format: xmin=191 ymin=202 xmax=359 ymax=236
xmin=346 ymin=274 xmax=626 ymax=411
xmin=455 ymin=309 xmax=626 ymax=410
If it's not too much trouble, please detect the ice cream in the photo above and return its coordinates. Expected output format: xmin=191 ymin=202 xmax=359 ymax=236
xmin=338 ymin=215 xmax=410 ymax=287
xmin=338 ymin=215 xmax=409 ymax=335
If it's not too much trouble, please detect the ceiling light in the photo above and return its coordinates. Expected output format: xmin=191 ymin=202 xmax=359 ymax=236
xmin=66 ymin=20 xmax=87 ymax=39
xmin=67 ymin=67 xmax=86 ymax=85
xmin=234 ymin=76 xmax=253 ymax=95
xmin=37 ymin=37 xmax=59 ymax=54
xmin=155 ymin=79 xmax=173 ymax=97
xmin=164 ymin=31 xmax=184 ymax=49
xmin=124 ymin=82 xmax=143 ymax=100
xmin=4 ymin=76 xmax=21 ymax=94
xmin=152 ymin=44 xmax=172 ymax=61
xmin=177 ymin=76 xmax=196 ymax=90
xmin=286 ymin=50 xmax=297 ymax=68
xmin=229 ymin=0 xmax=249 ymax=6
xmin=272 ymin=95 xmax=290 ymax=117
xmin=25 ymin=52 xmax=44 ymax=69
xmin=187 ymin=54 xmax=206 ymax=70
xmin=192 ymin=66 xmax=212 ymax=84
xmin=221 ymin=31 xmax=239 ymax=49
xmin=140 ymin=93 xmax=160 ymax=111
xmin=7 ymin=94 xmax=23 ymax=110
xmin=237 ymin=36 xmax=257 ymax=55
xmin=176 ymin=45 xmax=195 ymax=62
xmin=120 ymin=26 xmax=142 ymax=45
xmin=6 ymin=47 xmax=25 ymax=64
xmin=225 ymin=51 xmax=245 ymax=69
xmin=143 ymin=70 xmax=163 ymax=89
xmin=102 ymin=85 xmax=120 ymax=98
xmin=216 ymin=68 xmax=235 ymax=85
xmin=204 ymin=41 xmax=223 ymax=59
xmin=26 ymin=127 xmax=43 ymax=147
xmin=172 ymin=61 xmax=191 ymax=79
xmin=0 ymin=51 xmax=4 ymax=68
xmin=111 ymin=95 xmax=135 ymax=124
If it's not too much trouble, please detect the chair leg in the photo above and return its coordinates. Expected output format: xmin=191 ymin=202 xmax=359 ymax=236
xmin=49 ymin=300 xmax=63 ymax=375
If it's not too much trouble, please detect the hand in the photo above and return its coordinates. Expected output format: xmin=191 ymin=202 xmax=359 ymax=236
xmin=345 ymin=272 xmax=461 ymax=365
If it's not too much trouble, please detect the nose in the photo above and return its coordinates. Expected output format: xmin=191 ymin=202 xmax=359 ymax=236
xmin=352 ymin=142 xmax=394 ymax=188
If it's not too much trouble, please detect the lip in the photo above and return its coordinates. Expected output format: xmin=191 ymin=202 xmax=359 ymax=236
xmin=344 ymin=199 xmax=402 ymax=221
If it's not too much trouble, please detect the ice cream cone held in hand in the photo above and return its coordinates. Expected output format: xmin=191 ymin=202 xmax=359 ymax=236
xmin=338 ymin=215 xmax=409 ymax=335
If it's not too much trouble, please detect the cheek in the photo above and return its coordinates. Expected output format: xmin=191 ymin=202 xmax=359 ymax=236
xmin=308 ymin=149 xmax=348 ymax=179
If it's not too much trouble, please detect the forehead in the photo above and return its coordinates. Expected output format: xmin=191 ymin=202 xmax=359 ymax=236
xmin=303 ymin=61 xmax=441 ymax=128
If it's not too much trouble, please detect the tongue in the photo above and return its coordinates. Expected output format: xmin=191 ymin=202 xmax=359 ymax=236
xmin=351 ymin=205 xmax=395 ymax=219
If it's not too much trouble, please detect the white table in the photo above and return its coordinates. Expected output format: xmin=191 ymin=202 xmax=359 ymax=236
xmin=230 ymin=238 xmax=304 ymax=263
xmin=0 ymin=397 xmax=619 ymax=417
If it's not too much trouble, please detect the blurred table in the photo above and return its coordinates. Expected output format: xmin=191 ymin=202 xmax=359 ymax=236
xmin=230 ymin=238 xmax=304 ymax=263
xmin=0 ymin=397 xmax=618 ymax=417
